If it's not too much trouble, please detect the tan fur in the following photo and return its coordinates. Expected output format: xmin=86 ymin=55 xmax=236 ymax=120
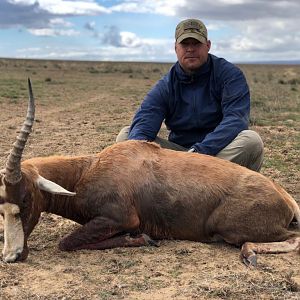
xmin=1 ymin=140 xmax=299 ymax=265
xmin=271 ymin=181 xmax=300 ymax=228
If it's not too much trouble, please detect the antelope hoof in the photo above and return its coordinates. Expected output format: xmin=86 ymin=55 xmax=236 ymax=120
xmin=242 ymin=253 xmax=257 ymax=267
xmin=141 ymin=233 xmax=160 ymax=247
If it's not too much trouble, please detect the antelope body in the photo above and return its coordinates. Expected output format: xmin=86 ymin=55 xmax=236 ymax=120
xmin=0 ymin=80 xmax=299 ymax=266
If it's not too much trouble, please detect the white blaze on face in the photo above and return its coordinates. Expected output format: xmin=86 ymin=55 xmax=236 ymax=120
xmin=0 ymin=213 xmax=3 ymax=236
xmin=0 ymin=203 xmax=24 ymax=263
xmin=0 ymin=174 xmax=6 ymax=199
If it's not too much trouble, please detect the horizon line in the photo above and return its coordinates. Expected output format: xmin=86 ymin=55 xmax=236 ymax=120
xmin=1 ymin=56 xmax=300 ymax=65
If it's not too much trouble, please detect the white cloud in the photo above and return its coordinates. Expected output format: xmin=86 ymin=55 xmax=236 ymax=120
xmin=49 ymin=18 xmax=73 ymax=27
xmin=218 ymin=0 xmax=248 ymax=4
xmin=101 ymin=25 xmax=170 ymax=50
xmin=8 ymin=0 xmax=109 ymax=14
xmin=110 ymin=0 xmax=186 ymax=16
xmin=206 ymin=23 xmax=224 ymax=31
xmin=0 ymin=0 xmax=109 ymax=30
xmin=28 ymin=28 xmax=80 ymax=37
xmin=14 ymin=37 xmax=176 ymax=62
xmin=2 ymin=0 xmax=300 ymax=62
xmin=26 ymin=14 xmax=78 ymax=36
xmin=8 ymin=0 xmax=35 ymax=4
xmin=212 ymin=18 xmax=300 ymax=61
xmin=173 ymin=0 xmax=300 ymax=20
xmin=120 ymin=32 xmax=143 ymax=48
xmin=16 ymin=47 xmax=42 ymax=53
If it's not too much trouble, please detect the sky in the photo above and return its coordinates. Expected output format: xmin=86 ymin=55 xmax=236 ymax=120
xmin=0 ymin=0 xmax=300 ymax=63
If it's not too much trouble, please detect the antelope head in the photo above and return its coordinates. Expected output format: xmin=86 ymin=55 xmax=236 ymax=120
xmin=0 ymin=79 xmax=75 ymax=263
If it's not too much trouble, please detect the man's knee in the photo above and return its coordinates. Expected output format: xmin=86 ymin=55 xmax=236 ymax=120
xmin=217 ymin=130 xmax=264 ymax=172
xmin=116 ymin=126 xmax=130 ymax=142
xmin=236 ymin=130 xmax=264 ymax=171
xmin=241 ymin=130 xmax=264 ymax=156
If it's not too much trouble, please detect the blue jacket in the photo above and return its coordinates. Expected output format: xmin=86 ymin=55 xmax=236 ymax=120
xmin=128 ymin=54 xmax=250 ymax=156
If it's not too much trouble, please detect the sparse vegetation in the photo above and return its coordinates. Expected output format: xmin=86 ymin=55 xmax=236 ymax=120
xmin=0 ymin=58 xmax=299 ymax=299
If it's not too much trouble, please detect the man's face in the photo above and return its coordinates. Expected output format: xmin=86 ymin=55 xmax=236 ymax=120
xmin=175 ymin=38 xmax=211 ymax=74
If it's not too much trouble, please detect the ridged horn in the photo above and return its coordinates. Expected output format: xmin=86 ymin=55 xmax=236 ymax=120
xmin=5 ymin=78 xmax=35 ymax=184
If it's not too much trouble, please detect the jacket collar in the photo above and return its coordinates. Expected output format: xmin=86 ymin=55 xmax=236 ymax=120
xmin=175 ymin=54 xmax=211 ymax=83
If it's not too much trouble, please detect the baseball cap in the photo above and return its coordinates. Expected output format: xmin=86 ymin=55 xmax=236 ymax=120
xmin=175 ymin=19 xmax=207 ymax=44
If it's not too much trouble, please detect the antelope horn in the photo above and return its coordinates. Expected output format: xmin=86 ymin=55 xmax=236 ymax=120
xmin=5 ymin=78 xmax=35 ymax=184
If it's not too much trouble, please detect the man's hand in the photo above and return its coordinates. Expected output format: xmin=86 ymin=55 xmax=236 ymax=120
xmin=188 ymin=148 xmax=196 ymax=153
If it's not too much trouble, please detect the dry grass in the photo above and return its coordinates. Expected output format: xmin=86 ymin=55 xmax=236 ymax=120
xmin=0 ymin=58 xmax=299 ymax=299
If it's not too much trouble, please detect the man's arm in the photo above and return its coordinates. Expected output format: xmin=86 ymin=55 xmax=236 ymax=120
xmin=128 ymin=79 xmax=169 ymax=141
xmin=191 ymin=67 xmax=250 ymax=155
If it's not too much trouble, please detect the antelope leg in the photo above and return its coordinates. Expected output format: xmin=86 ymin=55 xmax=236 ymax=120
xmin=241 ymin=237 xmax=300 ymax=267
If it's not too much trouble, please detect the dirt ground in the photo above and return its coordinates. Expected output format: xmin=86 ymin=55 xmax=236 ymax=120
xmin=0 ymin=59 xmax=299 ymax=299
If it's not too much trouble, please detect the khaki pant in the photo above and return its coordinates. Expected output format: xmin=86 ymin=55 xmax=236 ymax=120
xmin=116 ymin=126 xmax=264 ymax=172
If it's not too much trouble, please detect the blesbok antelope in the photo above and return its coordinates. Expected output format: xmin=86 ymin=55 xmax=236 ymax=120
xmin=0 ymin=79 xmax=299 ymax=266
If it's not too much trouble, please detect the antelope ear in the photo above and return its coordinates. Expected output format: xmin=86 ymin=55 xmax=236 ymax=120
xmin=36 ymin=175 xmax=76 ymax=196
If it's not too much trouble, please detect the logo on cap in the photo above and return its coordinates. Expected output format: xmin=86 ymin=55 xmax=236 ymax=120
xmin=175 ymin=19 xmax=207 ymax=44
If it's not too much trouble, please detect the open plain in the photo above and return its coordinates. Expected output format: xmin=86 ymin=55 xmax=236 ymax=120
xmin=0 ymin=58 xmax=299 ymax=299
